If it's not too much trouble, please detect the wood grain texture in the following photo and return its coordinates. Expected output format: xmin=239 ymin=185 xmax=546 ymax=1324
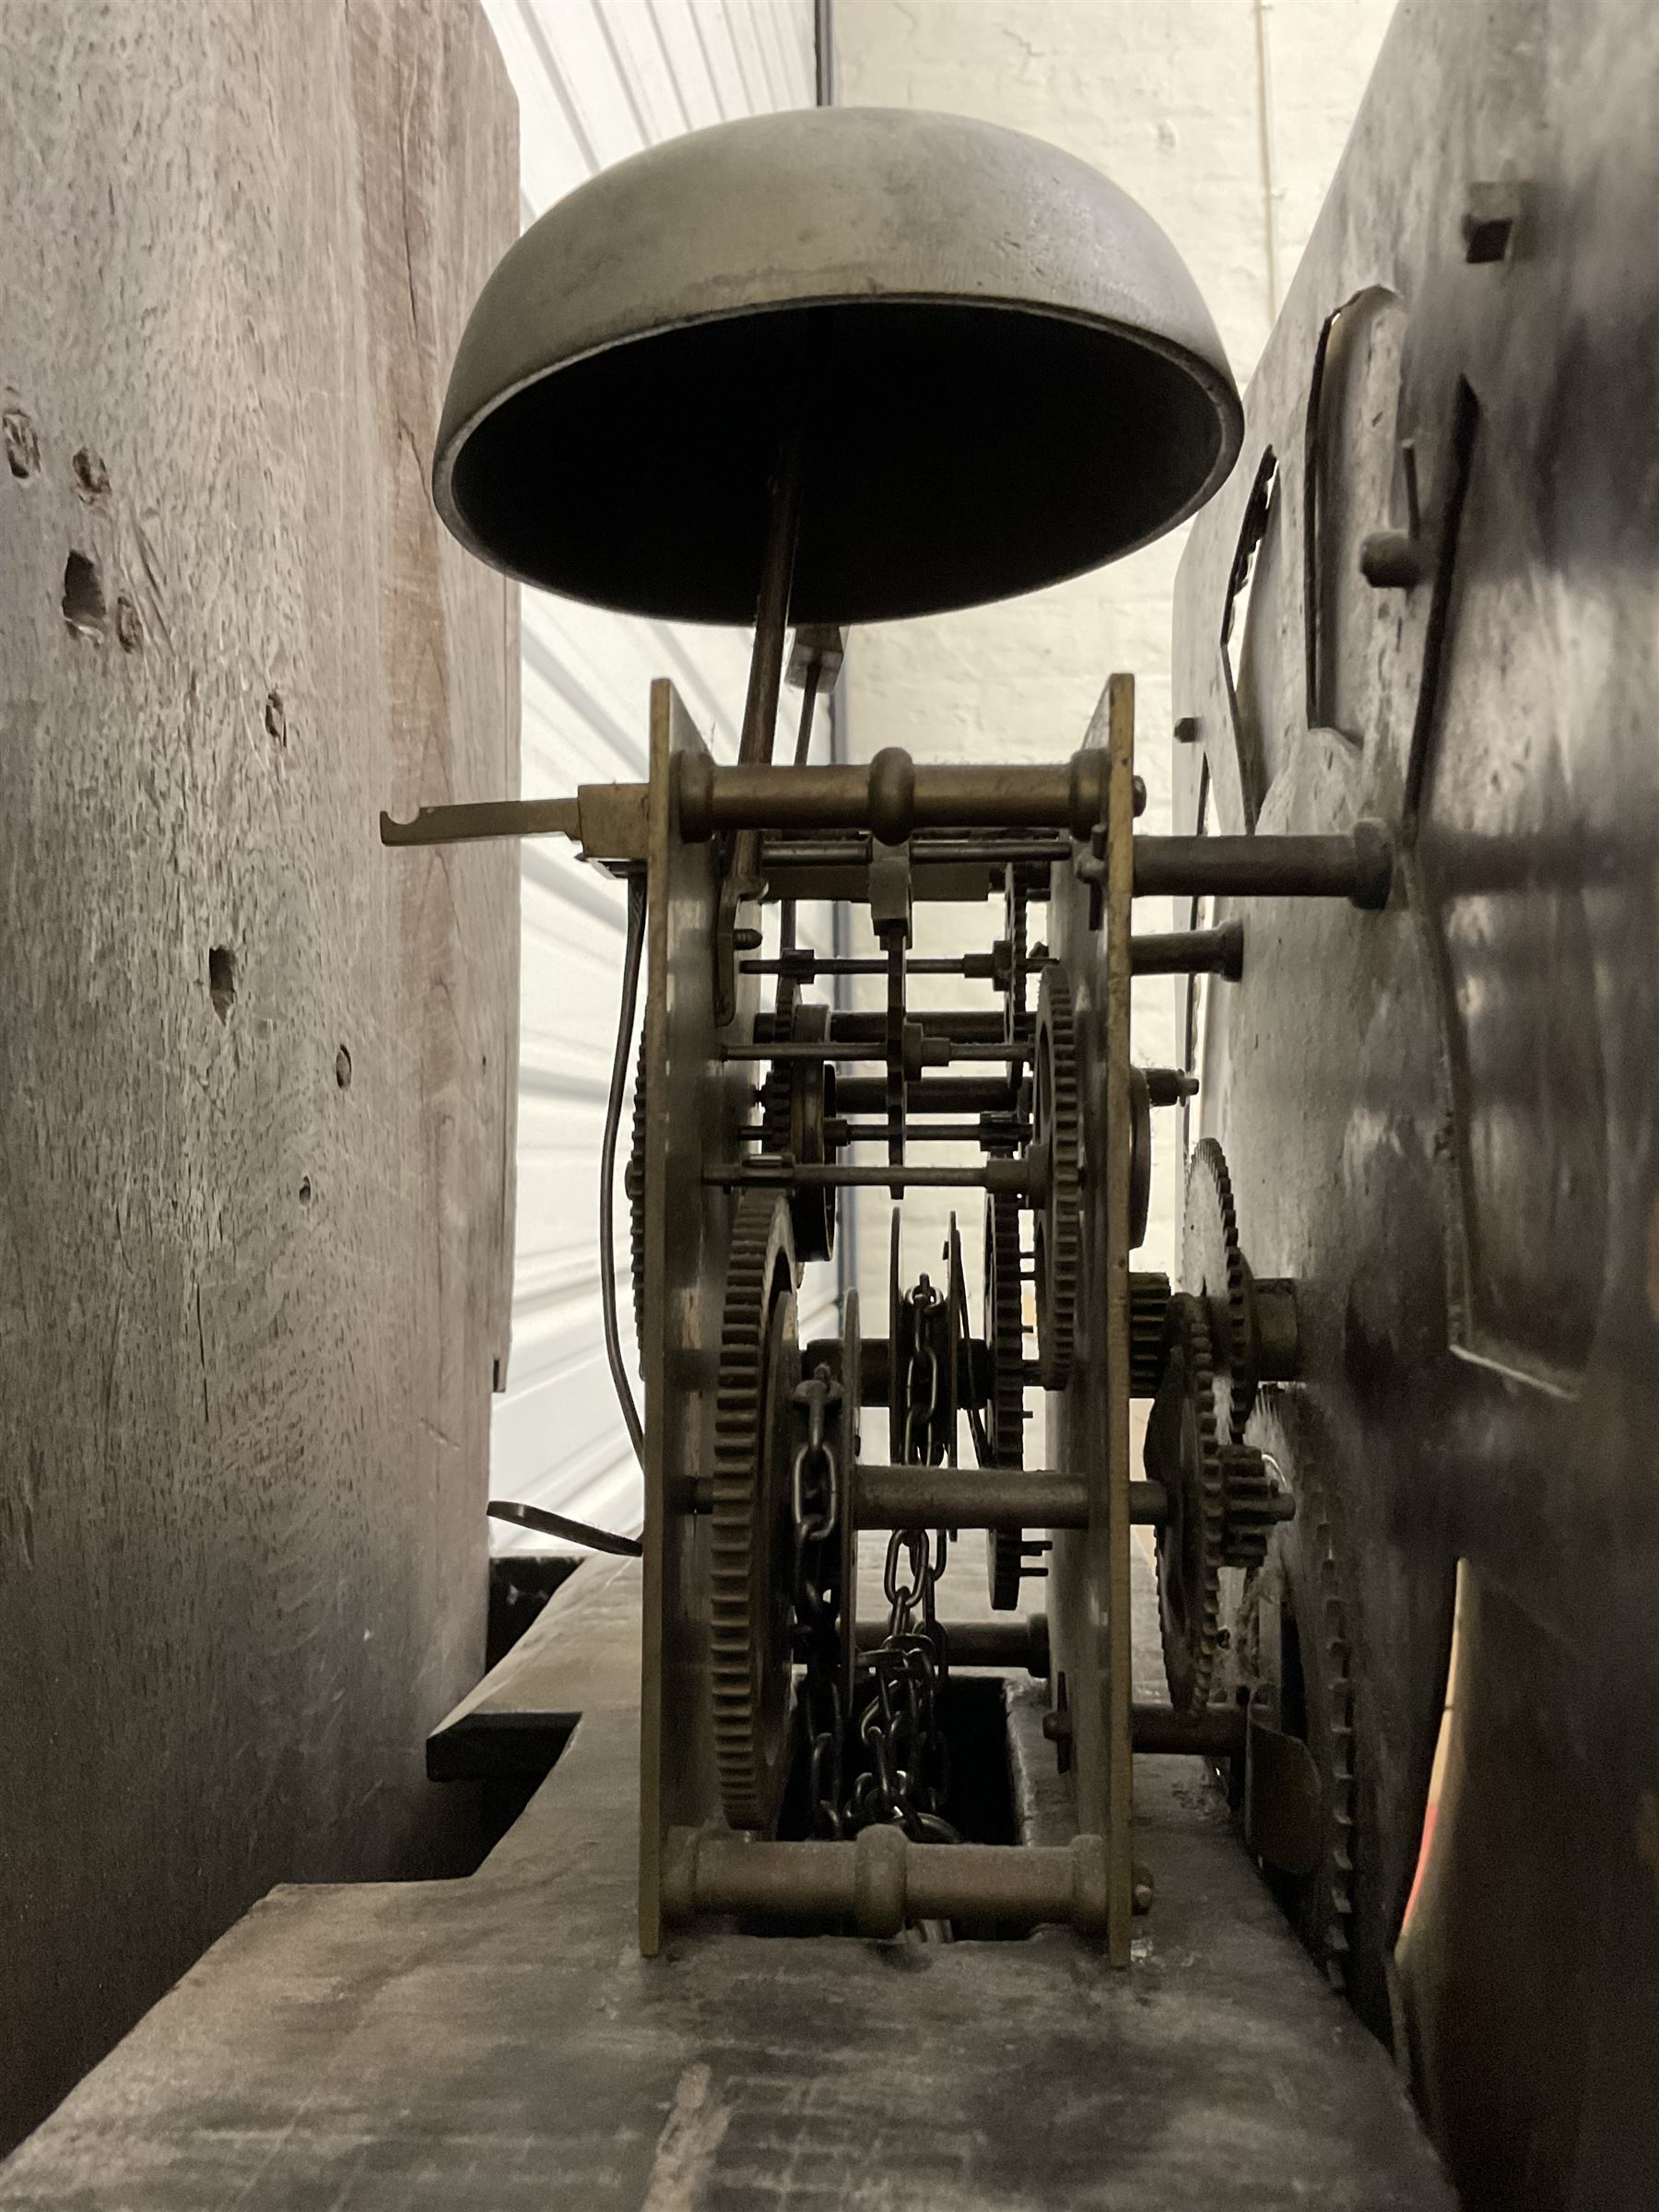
xmin=0 ymin=1553 xmax=1453 ymax=2209
xmin=0 ymin=0 xmax=517 ymax=2150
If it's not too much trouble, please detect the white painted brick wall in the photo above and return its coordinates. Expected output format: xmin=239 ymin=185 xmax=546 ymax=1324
xmin=833 ymin=0 xmax=1395 ymax=1308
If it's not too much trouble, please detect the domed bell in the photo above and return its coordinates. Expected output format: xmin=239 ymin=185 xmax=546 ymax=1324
xmin=433 ymin=107 xmax=1242 ymax=627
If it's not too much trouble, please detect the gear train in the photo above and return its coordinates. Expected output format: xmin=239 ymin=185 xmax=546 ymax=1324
xmin=383 ymin=106 xmax=1397 ymax=1972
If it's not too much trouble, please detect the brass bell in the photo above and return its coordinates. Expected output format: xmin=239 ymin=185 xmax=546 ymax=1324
xmin=433 ymin=108 xmax=1241 ymax=626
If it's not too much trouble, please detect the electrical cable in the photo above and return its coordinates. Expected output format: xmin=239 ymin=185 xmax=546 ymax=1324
xmin=488 ymin=1499 xmax=641 ymax=1558
xmin=601 ymin=873 xmax=648 ymax=1468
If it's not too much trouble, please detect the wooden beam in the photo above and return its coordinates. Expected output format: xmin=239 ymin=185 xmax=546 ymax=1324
xmin=0 ymin=0 xmax=517 ymax=2147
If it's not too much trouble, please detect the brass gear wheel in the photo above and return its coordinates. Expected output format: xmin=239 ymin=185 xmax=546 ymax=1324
xmin=1032 ymin=964 xmax=1081 ymax=1389
xmin=982 ymin=1191 xmax=1028 ymax=1609
xmin=1146 ymin=1291 xmax=1225 ymax=1716
xmin=1218 ymin=1443 xmax=1280 ymax=1571
xmin=1129 ymin=1270 xmax=1171 ymax=1396
xmin=1182 ymin=1135 xmax=1255 ymax=1439
xmin=709 ymin=1191 xmax=800 ymax=1832
xmin=759 ymin=997 xmax=838 ymax=1265
xmin=759 ymin=1061 xmax=791 ymax=1153
xmin=1230 ymin=1401 xmax=1359 ymax=1998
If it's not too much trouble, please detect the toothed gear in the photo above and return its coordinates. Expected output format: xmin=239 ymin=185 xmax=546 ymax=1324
xmin=1182 ymin=1136 xmax=1255 ymax=1439
xmin=983 ymin=1192 xmax=1028 ymax=1609
xmin=709 ymin=1192 xmax=800 ymax=1832
xmin=627 ymin=1029 xmax=648 ymax=1363
xmin=759 ymin=1061 xmax=792 ymax=1153
xmin=1218 ymin=1443 xmax=1279 ymax=1570
xmin=1032 ymin=964 xmax=1081 ymax=1389
xmin=1230 ymin=1402 xmax=1358 ymax=1997
xmin=759 ymin=997 xmax=837 ymax=1265
xmin=1146 ymin=1291 xmax=1224 ymax=1717
xmin=1129 ymin=1271 xmax=1171 ymax=1396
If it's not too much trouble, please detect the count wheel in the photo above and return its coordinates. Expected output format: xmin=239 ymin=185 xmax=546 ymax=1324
xmin=1182 ymin=1135 xmax=1255 ymax=1439
xmin=1146 ymin=1293 xmax=1225 ymax=1717
xmin=1228 ymin=1401 xmax=1366 ymax=2007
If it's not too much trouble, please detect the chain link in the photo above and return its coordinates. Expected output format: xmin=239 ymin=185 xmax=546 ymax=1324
xmin=900 ymin=1276 xmax=945 ymax=1470
xmin=792 ymin=1371 xmax=839 ymax=1546
xmin=844 ymin=1276 xmax=959 ymax=1844
xmin=788 ymin=1286 xmax=961 ymax=1846
xmin=790 ymin=1366 xmax=846 ymax=1838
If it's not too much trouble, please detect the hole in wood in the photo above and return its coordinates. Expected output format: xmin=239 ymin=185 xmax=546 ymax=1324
xmin=4 ymin=407 xmax=38 ymax=478
xmin=1461 ymin=185 xmax=1519 ymax=265
xmin=62 ymin=551 xmax=107 ymax=641
xmin=298 ymin=1176 xmax=312 ymax=1205
xmin=1464 ymin=215 xmax=1512 ymax=265
xmin=72 ymin=447 xmax=111 ymax=502
xmin=335 ymin=1044 xmax=352 ymax=1090
xmin=207 ymin=945 xmax=236 ymax=1020
xmin=265 ymin=691 xmax=287 ymax=747
xmin=115 ymin=594 xmax=142 ymax=653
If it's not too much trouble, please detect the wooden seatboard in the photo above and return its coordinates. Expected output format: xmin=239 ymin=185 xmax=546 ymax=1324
xmin=0 ymin=1551 xmax=1453 ymax=2209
